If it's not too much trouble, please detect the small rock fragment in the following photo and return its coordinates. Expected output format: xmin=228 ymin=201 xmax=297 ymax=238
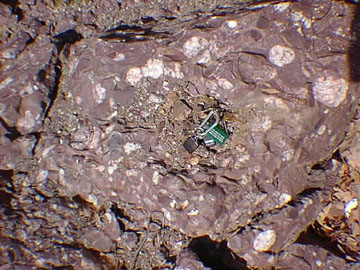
xmin=344 ymin=198 xmax=358 ymax=218
xmin=152 ymin=171 xmax=161 ymax=185
xmin=93 ymin=83 xmax=107 ymax=104
xmin=273 ymin=2 xmax=289 ymax=12
xmin=226 ymin=20 xmax=237 ymax=29
xmin=279 ymin=193 xmax=292 ymax=206
xmin=113 ymin=52 xmax=125 ymax=61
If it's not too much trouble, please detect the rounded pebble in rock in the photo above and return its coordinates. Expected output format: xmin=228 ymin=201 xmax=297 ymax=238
xmin=253 ymin=230 xmax=277 ymax=252
xmin=312 ymin=76 xmax=348 ymax=107
xmin=142 ymin=58 xmax=164 ymax=79
xmin=182 ymin=36 xmax=209 ymax=58
xmin=218 ymin=78 xmax=234 ymax=90
xmin=126 ymin=67 xmax=143 ymax=86
xmin=268 ymin=45 xmax=295 ymax=67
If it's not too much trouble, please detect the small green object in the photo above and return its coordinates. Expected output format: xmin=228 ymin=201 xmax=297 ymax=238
xmin=204 ymin=122 xmax=229 ymax=145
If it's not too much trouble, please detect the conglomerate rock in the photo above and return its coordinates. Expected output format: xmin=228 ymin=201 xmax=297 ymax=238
xmin=1 ymin=0 xmax=360 ymax=269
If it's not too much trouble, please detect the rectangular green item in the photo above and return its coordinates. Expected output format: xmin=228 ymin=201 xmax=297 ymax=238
xmin=205 ymin=122 xmax=229 ymax=145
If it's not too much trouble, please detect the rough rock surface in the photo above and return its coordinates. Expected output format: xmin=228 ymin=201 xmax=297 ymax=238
xmin=1 ymin=0 xmax=360 ymax=269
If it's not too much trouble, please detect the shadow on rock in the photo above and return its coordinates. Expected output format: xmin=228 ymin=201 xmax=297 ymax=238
xmin=349 ymin=3 xmax=360 ymax=82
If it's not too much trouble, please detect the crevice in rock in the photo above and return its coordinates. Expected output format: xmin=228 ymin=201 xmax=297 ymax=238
xmin=52 ymin=29 xmax=83 ymax=52
xmin=5 ymin=248 xmax=15 ymax=263
xmin=0 ymin=168 xmax=13 ymax=182
xmin=309 ymin=149 xmax=343 ymax=174
xmin=105 ymin=23 xmax=144 ymax=32
xmin=20 ymin=34 xmax=35 ymax=53
xmin=43 ymin=58 xmax=61 ymax=121
xmin=100 ymin=31 xmax=169 ymax=43
xmin=0 ymin=0 xmax=17 ymax=7
xmin=0 ymin=189 xmax=13 ymax=215
xmin=100 ymin=24 xmax=170 ymax=42
xmin=309 ymin=161 xmax=328 ymax=172
xmin=349 ymin=3 xmax=360 ymax=82
xmin=36 ymin=69 xmax=48 ymax=84
xmin=30 ymin=132 xmax=41 ymax=156
xmin=141 ymin=16 xmax=157 ymax=24
xmin=0 ymin=0 xmax=23 ymax=21
xmin=289 ymin=188 xmax=321 ymax=207
xmin=0 ymin=117 xmax=22 ymax=141
xmin=0 ymin=169 xmax=14 ymax=212
xmin=189 ymin=236 xmax=248 ymax=270
xmin=110 ymin=203 xmax=127 ymax=232
xmin=164 ymin=252 xmax=177 ymax=265
xmin=71 ymin=194 xmax=95 ymax=210
xmin=51 ymin=266 xmax=74 ymax=270
xmin=81 ymin=248 xmax=110 ymax=269
xmin=164 ymin=16 xmax=177 ymax=21
xmin=54 ymin=241 xmax=82 ymax=251
xmin=331 ymin=148 xmax=343 ymax=162
xmin=295 ymin=226 xmax=346 ymax=260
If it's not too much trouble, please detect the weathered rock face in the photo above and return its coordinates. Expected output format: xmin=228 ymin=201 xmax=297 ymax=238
xmin=1 ymin=0 xmax=360 ymax=269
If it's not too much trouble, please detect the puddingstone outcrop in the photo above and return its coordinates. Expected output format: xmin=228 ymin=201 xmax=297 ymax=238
xmin=1 ymin=0 xmax=360 ymax=269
